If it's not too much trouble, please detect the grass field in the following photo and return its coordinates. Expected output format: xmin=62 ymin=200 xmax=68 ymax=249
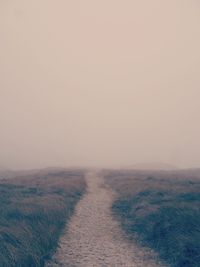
xmin=0 ymin=168 xmax=86 ymax=267
xmin=105 ymin=169 xmax=200 ymax=267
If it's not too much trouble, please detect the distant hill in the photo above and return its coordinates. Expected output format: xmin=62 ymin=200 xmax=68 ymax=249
xmin=125 ymin=162 xmax=178 ymax=171
xmin=0 ymin=167 xmax=85 ymax=180
xmin=0 ymin=169 xmax=42 ymax=180
xmin=0 ymin=170 xmax=17 ymax=179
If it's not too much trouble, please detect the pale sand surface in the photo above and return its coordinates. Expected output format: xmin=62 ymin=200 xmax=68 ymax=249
xmin=46 ymin=172 xmax=166 ymax=267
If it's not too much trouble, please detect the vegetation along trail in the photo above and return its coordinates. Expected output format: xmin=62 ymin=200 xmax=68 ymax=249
xmin=47 ymin=171 xmax=165 ymax=267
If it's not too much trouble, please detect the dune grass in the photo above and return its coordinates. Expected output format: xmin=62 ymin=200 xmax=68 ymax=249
xmin=105 ymin=169 xmax=200 ymax=267
xmin=0 ymin=168 xmax=86 ymax=267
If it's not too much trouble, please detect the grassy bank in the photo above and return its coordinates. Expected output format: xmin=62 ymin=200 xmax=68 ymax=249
xmin=0 ymin=168 xmax=86 ymax=267
xmin=105 ymin=169 xmax=200 ymax=267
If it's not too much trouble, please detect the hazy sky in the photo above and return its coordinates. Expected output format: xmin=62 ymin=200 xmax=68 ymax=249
xmin=0 ymin=0 xmax=200 ymax=169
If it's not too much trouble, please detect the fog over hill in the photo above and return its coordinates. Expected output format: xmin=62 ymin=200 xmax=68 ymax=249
xmin=1 ymin=0 xmax=200 ymax=169
xmin=125 ymin=162 xmax=179 ymax=171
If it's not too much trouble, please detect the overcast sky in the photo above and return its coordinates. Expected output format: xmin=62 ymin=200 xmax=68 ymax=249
xmin=0 ymin=0 xmax=200 ymax=169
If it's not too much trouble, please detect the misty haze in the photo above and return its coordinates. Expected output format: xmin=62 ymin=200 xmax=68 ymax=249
xmin=1 ymin=1 xmax=200 ymax=267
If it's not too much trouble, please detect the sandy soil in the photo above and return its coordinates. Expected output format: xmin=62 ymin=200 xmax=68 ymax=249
xmin=46 ymin=172 xmax=165 ymax=267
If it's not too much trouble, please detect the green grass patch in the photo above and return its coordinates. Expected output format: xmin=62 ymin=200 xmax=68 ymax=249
xmin=106 ymin=169 xmax=200 ymax=267
xmin=0 ymin=169 xmax=86 ymax=267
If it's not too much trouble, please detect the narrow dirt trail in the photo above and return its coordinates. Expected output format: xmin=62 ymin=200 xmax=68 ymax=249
xmin=47 ymin=172 xmax=165 ymax=267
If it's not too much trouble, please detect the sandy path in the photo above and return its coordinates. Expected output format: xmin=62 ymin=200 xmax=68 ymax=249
xmin=47 ymin=172 xmax=165 ymax=267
